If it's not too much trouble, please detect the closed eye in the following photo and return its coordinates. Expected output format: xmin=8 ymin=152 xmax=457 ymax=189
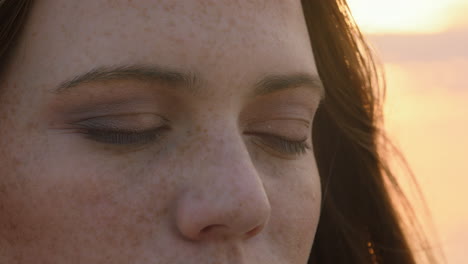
xmin=78 ymin=127 xmax=169 ymax=146
xmin=248 ymin=132 xmax=311 ymax=156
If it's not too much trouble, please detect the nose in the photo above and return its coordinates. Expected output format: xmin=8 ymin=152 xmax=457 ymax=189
xmin=175 ymin=133 xmax=271 ymax=242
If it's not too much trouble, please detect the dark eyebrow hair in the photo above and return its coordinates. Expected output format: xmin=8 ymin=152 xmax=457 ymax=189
xmin=253 ymin=72 xmax=324 ymax=99
xmin=53 ymin=64 xmax=325 ymax=99
xmin=54 ymin=64 xmax=201 ymax=95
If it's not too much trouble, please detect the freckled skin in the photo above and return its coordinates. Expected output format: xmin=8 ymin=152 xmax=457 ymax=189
xmin=0 ymin=0 xmax=321 ymax=263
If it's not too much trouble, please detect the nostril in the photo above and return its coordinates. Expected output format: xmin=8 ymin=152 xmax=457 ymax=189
xmin=245 ymin=225 xmax=262 ymax=238
xmin=199 ymin=224 xmax=262 ymax=240
xmin=201 ymin=224 xmax=223 ymax=234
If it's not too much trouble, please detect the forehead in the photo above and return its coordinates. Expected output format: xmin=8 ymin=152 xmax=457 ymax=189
xmin=12 ymin=0 xmax=316 ymax=93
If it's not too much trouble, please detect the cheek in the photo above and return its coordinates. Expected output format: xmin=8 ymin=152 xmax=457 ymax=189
xmin=0 ymin=119 xmax=54 ymax=256
xmin=263 ymin=158 xmax=321 ymax=261
xmin=0 ymin=126 xmax=177 ymax=260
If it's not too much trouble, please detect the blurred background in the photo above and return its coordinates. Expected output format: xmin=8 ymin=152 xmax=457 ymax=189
xmin=347 ymin=0 xmax=468 ymax=263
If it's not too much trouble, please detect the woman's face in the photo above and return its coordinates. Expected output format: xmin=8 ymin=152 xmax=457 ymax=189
xmin=0 ymin=0 xmax=323 ymax=263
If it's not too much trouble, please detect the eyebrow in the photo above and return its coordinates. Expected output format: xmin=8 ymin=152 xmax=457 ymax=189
xmin=53 ymin=64 xmax=325 ymax=99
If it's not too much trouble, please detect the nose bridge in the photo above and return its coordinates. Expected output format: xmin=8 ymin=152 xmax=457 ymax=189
xmin=175 ymin=123 xmax=271 ymax=241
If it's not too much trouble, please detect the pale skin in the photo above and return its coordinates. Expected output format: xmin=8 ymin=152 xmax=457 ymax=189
xmin=0 ymin=0 xmax=323 ymax=263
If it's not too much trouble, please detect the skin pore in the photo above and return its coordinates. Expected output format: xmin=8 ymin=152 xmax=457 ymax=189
xmin=0 ymin=0 xmax=323 ymax=263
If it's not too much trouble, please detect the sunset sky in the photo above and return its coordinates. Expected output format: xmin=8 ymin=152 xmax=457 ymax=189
xmin=347 ymin=1 xmax=468 ymax=263
xmin=348 ymin=0 xmax=468 ymax=34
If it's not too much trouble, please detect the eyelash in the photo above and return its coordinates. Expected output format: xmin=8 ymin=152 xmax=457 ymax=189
xmin=81 ymin=128 xmax=167 ymax=146
xmin=81 ymin=128 xmax=310 ymax=156
xmin=251 ymin=133 xmax=311 ymax=156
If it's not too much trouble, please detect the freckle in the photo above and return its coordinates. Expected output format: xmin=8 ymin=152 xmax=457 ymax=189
xmin=312 ymin=191 xmax=318 ymax=201
xmin=228 ymin=17 xmax=236 ymax=27
xmin=171 ymin=36 xmax=185 ymax=45
xmin=167 ymin=20 xmax=175 ymax=28
xmin=178 ymin=145 xmax=187 ymax=154
xmin=141 ymin=8 xmax=150 ymax=20
xmin=162 ymin=2 xmax=176 ymax=12
xmin=25 ymin=121 xmax=37 ymax=132
xmin=160 ymin=206 xmax=169 ymax=216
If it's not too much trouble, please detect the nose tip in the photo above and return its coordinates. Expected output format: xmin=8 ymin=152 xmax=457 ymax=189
xmin=175 ymin=188 xmax=271 ymax=242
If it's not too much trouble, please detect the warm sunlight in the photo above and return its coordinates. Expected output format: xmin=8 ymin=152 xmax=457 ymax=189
xmin=354 ymin=0 xmax=468 ymax=261
xmin=347 ymin=0 xmax=468 ymax=34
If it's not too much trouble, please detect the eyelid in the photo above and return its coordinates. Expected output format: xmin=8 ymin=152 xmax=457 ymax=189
xmin=73 ymin=113 xmax=169 ymax=130
xmin=246 ymin=131 xmax=308 ymax=143
xmin=244 ymin=118 xmax=311 ymax=141
xmin=250 ymin=134 xmax=311 ymax=159
xmin=81 ymin=127 xmax=168 ymax=147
